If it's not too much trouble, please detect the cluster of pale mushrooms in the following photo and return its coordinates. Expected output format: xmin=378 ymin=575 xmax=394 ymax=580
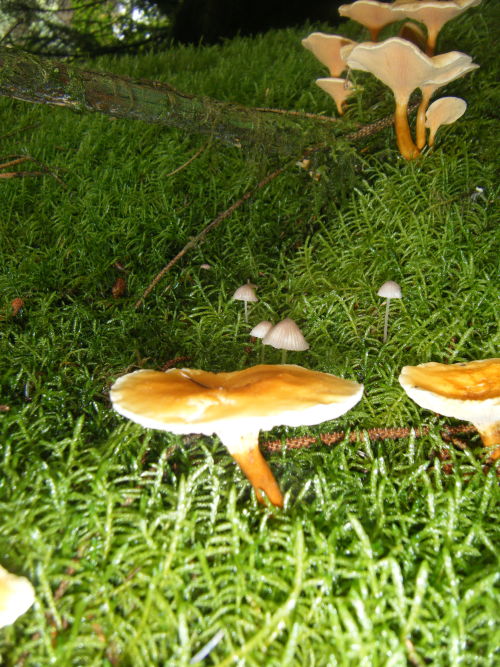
xmin=302 ymin=0 xmax=481 ymax=159
xmin=109 ymin=275 xmax=500 ymax=510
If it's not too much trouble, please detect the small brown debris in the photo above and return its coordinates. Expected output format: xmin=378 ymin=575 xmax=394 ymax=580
xmin=11 ymin=298 xmax=24 ymax=315
xmin=111 ymin=277 xmax=127 ymax=298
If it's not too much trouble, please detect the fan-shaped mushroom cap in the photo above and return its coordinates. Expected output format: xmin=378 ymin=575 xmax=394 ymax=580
xmin=111 ymin=364 xmax=363 ymax=436
xmin=301 ymin=32 xmax=356 ymax=77
xmin=111 ymin=364 xmax=364 ymax=506
xmin=0 ymin=565 xmax=35 ymax=628
xmin=342 ymin=38 xmax=477 ymax=158
xmin=399 ymin=358 xmax=500 ymax=458
xmin=338 ymin=1 xmax=399 ymax=41
xmin=393 ymin=0 xmax=482 ymax=54
xmin=425 ymin=96 xmax=467 ymax=145
xmin=262 ymin=318 xmax=309 ymax=352
xmin=415 ymin=54 xmax=477 ymax=148
xmin=315 ymin=77 xmax=357 ymax=115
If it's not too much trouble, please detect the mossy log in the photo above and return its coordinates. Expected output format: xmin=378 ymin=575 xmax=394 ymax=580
xmin=0 ymin=46 xmax=333 ymax=155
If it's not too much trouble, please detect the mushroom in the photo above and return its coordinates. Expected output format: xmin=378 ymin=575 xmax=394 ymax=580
xmin=342 ymin=38 xmax=477 ymax=160
xmin=315 ymin=77 xmax=357 ymax=115
xmin=262 ymin=318 xmax=309 ymax=363
xmin=110 ymin=364 xmax=364 ymax=507
xmin=415 ymin=55 xmax=477 ymax=149
xmin=425 ymin=96 xmax=467 ymax=146
xmin=338 ymin=1 xmax=399 ymax=42
xmin=399 ymin=358 xmax=500 ymax=460
xmin=301 ymin=33 xmax=356 ymax=77
xmin=377 ymin=280 xmax=402 ymax=343
xmin=0 ymin=565 xmax=35 ymax=628
xmin=393 ymin=0 xmax=482 ymax=55
xmin=232 ymin=282 xmax=258 ymax=322
xmin=250 ymin=320 xmax=274 ymax=361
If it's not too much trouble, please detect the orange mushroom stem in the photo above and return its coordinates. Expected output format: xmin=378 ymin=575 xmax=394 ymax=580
xmin=395 ymin=99 xmax=420 ymax=160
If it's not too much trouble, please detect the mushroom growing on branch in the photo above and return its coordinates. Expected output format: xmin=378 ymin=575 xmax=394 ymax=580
xmin=110 ymin=364 xmax=364 ymax=507
xmin=399 ymin=358 xmax=500 ymax=460
xmin=342 ymin=38 xmax=477 ymax=159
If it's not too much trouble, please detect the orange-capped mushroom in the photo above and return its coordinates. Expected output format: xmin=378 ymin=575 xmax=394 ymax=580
xmin=110 ymin=364 xmax=364 ymax=507
xmin=399 ymin=358 xmax=500 ymax=460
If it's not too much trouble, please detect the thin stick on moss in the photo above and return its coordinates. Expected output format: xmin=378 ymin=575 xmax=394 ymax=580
xmin=134 ymin=165 xmax=285 ymax=309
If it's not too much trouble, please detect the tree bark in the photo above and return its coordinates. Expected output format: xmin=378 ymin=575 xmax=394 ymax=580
xmin=0 ymin=46 xmax=324 ymax=154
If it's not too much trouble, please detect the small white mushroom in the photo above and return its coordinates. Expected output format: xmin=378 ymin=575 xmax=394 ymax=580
xmin=262 ymin=318 xmax=309 ymax=363
xmin=232 ymin=282 xmax=258 ymax=322
xmin=250 ymin=321 xmax=274 ymax=362
xmin=0 ymin=565 xmax=35 ymax=628
xmin=377 ymin=280 xmax=402 ymax=343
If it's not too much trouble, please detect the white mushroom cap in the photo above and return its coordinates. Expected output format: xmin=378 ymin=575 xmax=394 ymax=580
xmin=315 ymin=77 xmax=357 ymax=115
xmin=0 ymin=565 xmax=35 ymax=628
xmin=399 ymin=359 xmax=500 ymax=428
xmin=232 ymin=284 xmax=258 ymax=302
xmin=338 ymin=1 xmax=400 ymax=38
xmin=250 ymin=321 xmax=274 ymax=339
xmin=425 ymin=96 xmax=467 ymax=145
xmin=110 ymin=364 xmax=363 ymax=438
xmin=377 ymin=281 xmax=402 ymax=299
xmin=301 ymin=32 xmax=356 ymax=77
xmin=262 ymin=318 xmax=309 ymax=352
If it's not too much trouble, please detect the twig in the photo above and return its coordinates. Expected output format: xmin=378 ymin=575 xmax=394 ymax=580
xmin=134 ymin=165 xmax=285 ymax=308
xmin=260 ymin=424 xmax=476 ymax=452
xmin=165 ymin=141 xmax=210 ymax=178
xmin=0 ymin=122 xmax=40 ymax=141
xmin=134 ymin=106 xmax=411 ymax=307
xmin=253 ymin=106 xmax=339 ymax=123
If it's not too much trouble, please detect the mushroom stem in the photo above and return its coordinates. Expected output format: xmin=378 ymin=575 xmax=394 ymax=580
xmin=475 ymin=422 xmax=500 ymax=460
xmin=244 ymin=301 xmax=248 ymax=323
xmin=416 ymin=90 xmax=432 ymax=150
xmin=369 ymin=27 xmax=380 ymax=42
xmin=218 ymin=431 xmax=284 ymax=507
xmin=426 ymin=29 xmax=438 ymax=57
xmin=383 ymin=299 xmax=390 ymax=343
xmin=395 ymin=100 xmax=420 ymax=160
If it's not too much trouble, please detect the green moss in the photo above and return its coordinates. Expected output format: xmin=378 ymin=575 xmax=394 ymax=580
xmin=0 ymin=1 xmax=498 ymax=663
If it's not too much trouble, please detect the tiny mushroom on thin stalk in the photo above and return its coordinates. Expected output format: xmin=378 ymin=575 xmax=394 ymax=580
xmin=399 ymin=358 xmax=500 ymax=460
xmin=338 ymin=1 xmax=399 ymax=42
xmin=262 ymin=318 xmax=309 ymax=364
xmin=377 ymin=280 xmax=402 ymax=343
xmin=315 ymin=78 xmax=357 ymax=115
xmin=301 ymin=32 xmax=356 ymax=77
xmin=0 ymin=565 xmax=35 ymax=628
xmin=425 ymin=96 xmax=467 ymax=146
xmin=110 ymin=364 xmax=364 ymax=507
xmin=232 ymin=281 xmax=258 ymax=322
xmin=250 ymin=320 xmax=274 ymax=362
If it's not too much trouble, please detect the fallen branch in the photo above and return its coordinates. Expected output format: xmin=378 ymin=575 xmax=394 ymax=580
xmin=260 ymin=424 xmax=477 ymax=452
xmin=134 ymin=165 xmax=285 ymax=308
